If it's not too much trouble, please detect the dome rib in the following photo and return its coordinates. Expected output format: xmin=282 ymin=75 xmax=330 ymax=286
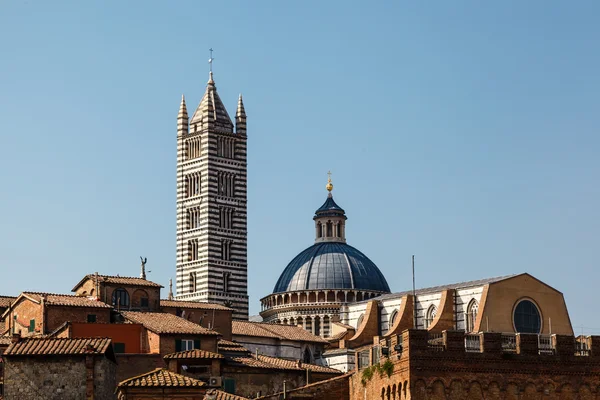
xmin=272 ymin=242 xmax=390 ymax=294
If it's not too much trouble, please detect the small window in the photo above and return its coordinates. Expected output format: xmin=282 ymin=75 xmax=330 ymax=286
xmin=181 ymin=339 xmax=195 ymax=351
xmin=140 ymin=298 xmax=149 ymax=308
xmin=113 ymin=343 xmax=126 ymax=353
xmin=28 ymin=319 xmax=35 ymax=333
xmin=87 ymin=314 xmax=97 ymax=323
xmin=513 ymin=299 xmax=541 ymax=334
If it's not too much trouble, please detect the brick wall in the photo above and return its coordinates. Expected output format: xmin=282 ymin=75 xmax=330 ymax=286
xmin=45 ymin=306 xmax=111 ymax=333
xmin=115 ymin=354 xmax=165 ymax=383
xmin=159 ymin=335 xmax=218 ymax=356
xmin=5 ymin=298 xmax=42 ymax=335
xmin=162 ymin=306 xmax=233 ymax=341
xmin=349 ymin=330 xmax=600 ymax=400
xmin=257 ymin=373 xmax=351 ymax=400
xmin=71 ymin=323 xmax=142 ymax=353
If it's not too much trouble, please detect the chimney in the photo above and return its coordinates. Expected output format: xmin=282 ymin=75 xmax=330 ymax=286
xmin=11 ymin=332 xmax=21 ymax=344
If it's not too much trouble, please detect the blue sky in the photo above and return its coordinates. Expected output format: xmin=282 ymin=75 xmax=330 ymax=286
xmin=0 ymin=1 xmax=598 ymax=330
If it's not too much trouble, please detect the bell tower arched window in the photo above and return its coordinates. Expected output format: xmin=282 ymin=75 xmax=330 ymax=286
xmin=466 ymin=300 xmax=479 ymax=332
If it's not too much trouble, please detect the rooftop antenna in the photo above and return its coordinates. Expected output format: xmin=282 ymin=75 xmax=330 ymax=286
xmin=412 ymin=255 xmax=417 ymax=329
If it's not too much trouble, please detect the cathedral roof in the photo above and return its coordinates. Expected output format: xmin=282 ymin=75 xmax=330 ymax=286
xmin=272 ymin=242 xmax=390 ymax=294
xmin=190 ymin=72 xmax=234 ymax=130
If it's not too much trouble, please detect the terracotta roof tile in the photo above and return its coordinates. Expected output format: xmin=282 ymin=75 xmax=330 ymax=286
xmin=228 ymin=354 xmax=340 ymax=374
xmin=118 ymin=368 xmax=205 ymax=387
xmin=4 ymin=337 xmax=112 ymax=356
xmin=0 ymin=296 xmax=16 ymax=308
xmin=160 ymin=299 xmax=233 ymax=311
xmin=205 ymin=389 xmax=249 ymax=400
xmin=232 ymin=321 xmax=328 ymax=343
xmin=0 ymin=337 xmax=12 ymax=346
xmin=121 ymin=311 xmax=220 ymax=335
xmin=22 ymin=292 xmax=112 ymax=309
xmin=218 ymin=339 xmax=249 ymax=353
xmin=164 ymin=349 xmax=224 ymax=359
xmin=72 ymin=274 xmax=163 ymax=292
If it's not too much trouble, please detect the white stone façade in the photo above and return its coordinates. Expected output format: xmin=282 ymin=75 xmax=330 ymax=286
xmin=175 ymin=72 xmax=249 ymax=320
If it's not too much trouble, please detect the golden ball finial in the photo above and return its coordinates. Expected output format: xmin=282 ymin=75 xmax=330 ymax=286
xmin=326 ymin=171 xmax=333 ymax=192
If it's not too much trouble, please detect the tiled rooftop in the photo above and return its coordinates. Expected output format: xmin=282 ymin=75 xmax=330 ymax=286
xmin=118 ymin=368 xmax=205 ymax=387
xmin=218 ymin=339 xmax=249 ymax=353
xmin=0 ymin=296 xmax=16 ymax=308
xmin=121 ymin=311 xmax=220 ymax=335
xmin=369 ymin=274 xmax=519 ymax=302
xmin=164 ymin=349 xmax=224 ymax=359
xmin=20 ymin=293 xmax=112 ymax=309
xmin=160 ymin=299 xmax=233 ymax=311
xmin=205 ymin=389 xmax=249 ymax=400
xmin=4 ymin=337 xmax=112 ymax=356
xmin=73 ymin=274 xmax=163 ymax=291
xmin=228 ymin=353 xmax=340 ymax=374
xmin=232 ymin=321 xmax=328 ymax=343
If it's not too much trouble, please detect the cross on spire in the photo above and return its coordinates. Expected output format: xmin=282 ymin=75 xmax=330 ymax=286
xmin=208 ymin=48 xmax=214 ymax=73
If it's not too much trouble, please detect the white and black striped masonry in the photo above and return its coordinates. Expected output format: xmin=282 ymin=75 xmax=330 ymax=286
xmin=175 ymin=71 xmax=249 ymax=320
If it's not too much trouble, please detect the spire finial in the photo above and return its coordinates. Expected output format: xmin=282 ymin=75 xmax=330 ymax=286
xmin=326 ymin=171 xmax=333 ymax=194
xmin=208 ymin=48 xmax=215 ymax=83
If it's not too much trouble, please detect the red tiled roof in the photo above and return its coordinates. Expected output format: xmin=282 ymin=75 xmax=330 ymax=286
xmin=218 ymin=339 xmax=249 ymax=353
xmin=72 ymin=274 xmax=163 ymax=291
xmin=164 ymin=349 xmax=224 ymax=359
xmin=118 ymin=368 xmax=205 ymax=387
xmin=121 ymin=311 xmax=220 ymax=335
xmin=205 ymin=389 xmax=249 ymax=400
xmin=4 ymin=337 xmax=112 ymax=356
xmin=0 ymin=296 xmax=16 ymax=308
xmin=232 ymin=321 xmax=328 ymax=343
xmin=160 ymin=299 xmax=233 ymax=311
xmin=22 ymin=292 xmax=112 ymax=309
xmin=229 ymin=354 xmax=340 ymax=374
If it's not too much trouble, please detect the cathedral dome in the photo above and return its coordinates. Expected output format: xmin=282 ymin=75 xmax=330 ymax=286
xmin=273 ymin=242 xmax=391 ymax=293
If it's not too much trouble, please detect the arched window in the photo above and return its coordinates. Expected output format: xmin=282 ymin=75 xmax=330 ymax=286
xmin=326 ymin=222 xmax=333 ymax=237
xmin=357 ymin=314 xmax=365 ymax=329
xmin=425 ymin=305 xmax=437 ymax=329
xmin=112 ymin=288 xmax=130 ymax=308
xmin=389 ymin=310 xmax=398 ymax=328
xmin=303 ymin=348 xmax=312 ymax=364
xmin=189 ymin=272 xmax=197 ymax=293
xmin=317 ymin=222 xmax=322 ymax=238
xmin=466 ymin=300 xmax=479 ymax=332
xmin=513 ymin=299 xmax=541 ymax=333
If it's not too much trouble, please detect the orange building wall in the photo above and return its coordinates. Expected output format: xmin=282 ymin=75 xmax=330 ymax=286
xmin=45 ymin=307 xmax=111 ymax=333
xmin=477 ymin=274 xmax=573 ymax=335
xmin=70 ymin=323 xmax=142 ymax=353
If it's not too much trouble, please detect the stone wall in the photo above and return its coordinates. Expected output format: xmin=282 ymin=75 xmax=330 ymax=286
xmin=257 ymin=373 xmax=351 ymax=400
xmin=221 ymin=367 xmax=307 ymax=399
xmin=3 ymin=355 xmax=116 ymax=400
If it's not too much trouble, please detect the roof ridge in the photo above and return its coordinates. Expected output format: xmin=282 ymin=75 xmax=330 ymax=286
xmin=118 ymin=367 xmax=165 ymax=385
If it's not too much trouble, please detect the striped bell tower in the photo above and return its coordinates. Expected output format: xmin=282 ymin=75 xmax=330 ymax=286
xmin=175 ymin=69 xmax=249 ymax=320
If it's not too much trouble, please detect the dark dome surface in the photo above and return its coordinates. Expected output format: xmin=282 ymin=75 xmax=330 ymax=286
xmin=273 ymin=242 xmax=391 ymax=293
